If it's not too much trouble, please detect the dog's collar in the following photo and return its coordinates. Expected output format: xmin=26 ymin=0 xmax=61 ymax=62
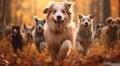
xmin=78 ymin=29 xmax=92 ymax=39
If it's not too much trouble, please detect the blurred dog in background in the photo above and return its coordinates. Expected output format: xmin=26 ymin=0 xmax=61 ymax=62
xmin=22 ymin=24 xmax=34 ymax=45
xmin=101 ymin=17 xmax=120 ymax=54
xmin=94 ymin=23 xmax=104 ymax=43
xmin=76 ymin=14 xmax=95 ymax=56
xmin=33 ymin=16 xmax=46 ymax=53
xmin=11 ymin=25 xmax=24 ymax=54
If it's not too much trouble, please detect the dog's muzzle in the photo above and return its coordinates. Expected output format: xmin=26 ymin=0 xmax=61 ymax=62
xmin=85 ymin=22 xmax=89 ymax=26
xmin=113 ymin=25 xmax=119 ymax=30
xmin=37 ymin=27 xmax=43 ymax=32
xmin=12 ymin=30 xmax=17 ymax=36
xmin=53 ymin=18 xmax=65 ymax=28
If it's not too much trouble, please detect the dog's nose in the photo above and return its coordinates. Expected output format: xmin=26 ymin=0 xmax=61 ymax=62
xmin=57 ymin=15 xmax=62 ymax=20
xmin=13 ymin=30 xmax=17 ymax=33
xmin=27 ymin=33 xmax=30 ymax=35
xmin=85 ymin=22 xmax=88 ymax=26
xmin=114 ymin=25 xmax=117 ymax=28
xmin=38 ymin=26 xmax=41 ymax=29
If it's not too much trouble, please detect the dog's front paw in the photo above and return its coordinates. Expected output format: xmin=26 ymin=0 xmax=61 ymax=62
xmin=76 ymin=41 xmax=84 ymax=53
xmin=82 ymin=50 xmax=89 ymax=56
xmin=39 ymin=42 xmax=46 ymax=52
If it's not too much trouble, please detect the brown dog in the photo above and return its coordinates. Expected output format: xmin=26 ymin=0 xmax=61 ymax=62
xmin=101 ymin=17 xmax=120 ymax=54
xmin=43 ymin=1 xmax=77 ymax=61
xmin=117 ymin=18 xmax=120 ymax=40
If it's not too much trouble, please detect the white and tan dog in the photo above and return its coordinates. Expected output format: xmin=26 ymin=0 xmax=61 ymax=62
xmin=76 ymin=14 xmax=95 ymax=56
xmin=22 ymin=24 xmax=34 ymax=45
xmin=43 ymin=1 xmax=77 ymax=61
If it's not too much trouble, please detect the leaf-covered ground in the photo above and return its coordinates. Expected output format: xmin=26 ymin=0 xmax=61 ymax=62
xmin=0 ymin=38 xmax=120 ymax=66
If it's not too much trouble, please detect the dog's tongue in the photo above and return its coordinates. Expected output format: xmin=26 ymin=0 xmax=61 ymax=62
xmin=56 ymin=21 xmax=61 ymax=28
xmin=37 ymin=29 xmax=42 ymax=32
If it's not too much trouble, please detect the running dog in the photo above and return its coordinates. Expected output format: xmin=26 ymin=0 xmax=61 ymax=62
xmin=11 ymin=26 xmax=23 ymax=53
xmin=43 ymin=1 xmax=77 ymax=61
xmin=5 ymin=25 xmax=12 ymax=37
xmin=94 ymin=23 xmax=104 ymax=42
xmin=33 ymin=16 xmax=46 ymax=53
xmin=76 ymin=14 xmax=95 ymax=56
xmin=22 ymin=24 xmax=34 ymax=45
xmin=101 ymin=17 xmax=120 ymax=54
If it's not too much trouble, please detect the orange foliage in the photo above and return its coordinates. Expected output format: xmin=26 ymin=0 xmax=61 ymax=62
xmin=0 ymin=39 xmax=120 ymax=66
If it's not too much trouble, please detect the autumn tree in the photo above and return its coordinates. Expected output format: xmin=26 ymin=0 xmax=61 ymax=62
xmin=118 ymin=0 xmax=120 ymax=17
xmin=5 ymin=0 xmax=11 ymax=25
xmin=96 ymin=0 xmax=100 ymax=23
xmin=0 ymin=0 xmax=6 ymax=39
xmin=90 ymin=0 xmax=95 ymax=14
xmin=103 ymin=0 xmax=111 ymax=22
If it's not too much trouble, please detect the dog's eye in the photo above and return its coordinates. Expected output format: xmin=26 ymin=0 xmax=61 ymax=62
xmin=88 ymin=19 xmax=90 ymax=21
xmin=112 ymin=22 xmax=114 ymax=24
xmin=53 ymin=10 xmax=56 ymax=13
xmin=82 ymin=19 xmax=85 ymax=21
xmin=41 ymin=23 xmax=44 ymax=25
xmin=62 ymin=10 xmax=65 ymax=13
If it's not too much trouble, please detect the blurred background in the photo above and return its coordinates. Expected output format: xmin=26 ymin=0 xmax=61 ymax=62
xmin=0 ymin=0 xmax=120 ymax=65
xmin=0 ymin=0 xmax=120 ymax=38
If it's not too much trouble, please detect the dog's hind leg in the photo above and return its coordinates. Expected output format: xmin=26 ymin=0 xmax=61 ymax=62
xmin=58 ymin=40 xmax=72 ymax=60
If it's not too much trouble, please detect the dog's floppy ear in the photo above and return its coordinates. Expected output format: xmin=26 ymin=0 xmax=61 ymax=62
xmin=17 ymin=26 xmax=21 ymax=31
xmin=12 ymin=26 xmax=14 ymax=30
xmin=43 ymin=1 xmax=54 ymax=14
xmin=78 ymin=14 xmax=83 ymax=19
xmin=105 ymin=17 xmax=112 ymax=24
xmin=64 ymin=1 xmax=74 ymax=10
xmin=43 ymin=8 xmax=50 ymax=14
xmin=116 ymin=18 xmax=120 ymax=25
xmin=89 ymin=14 xmax=95 ymax=19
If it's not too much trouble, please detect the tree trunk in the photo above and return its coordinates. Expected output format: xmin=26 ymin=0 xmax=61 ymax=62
xmin=118 ymin=0 xmax=120 ymax=17
xmin=103 ymin=0 xmax=111 ymax=22
xmin=0 ymin=0 xmax=6 ymax=39
xmin=89 ymin=0 xmax=95 ymax=14
xmin=96 ymin=0 xmax=100 ymax=23
xmin=5 ymin=0 xmax=11 ymax=25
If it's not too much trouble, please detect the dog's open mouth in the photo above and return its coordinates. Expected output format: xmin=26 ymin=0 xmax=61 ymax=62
xmin=83 ymin=24 xmax=89 ymax=28
xmin=53 ymin=18 xmax=65 ymax=28
xmin=37 ymin=29 xmax=43 ymax=32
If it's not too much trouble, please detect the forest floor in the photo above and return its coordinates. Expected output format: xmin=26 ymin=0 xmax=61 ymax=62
xmin=0 ymin=38 xmax=120 ymax=66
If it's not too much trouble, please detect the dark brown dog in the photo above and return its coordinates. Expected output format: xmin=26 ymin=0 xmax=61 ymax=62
xmin=11 ymin=26 xmax=24 ymax=53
